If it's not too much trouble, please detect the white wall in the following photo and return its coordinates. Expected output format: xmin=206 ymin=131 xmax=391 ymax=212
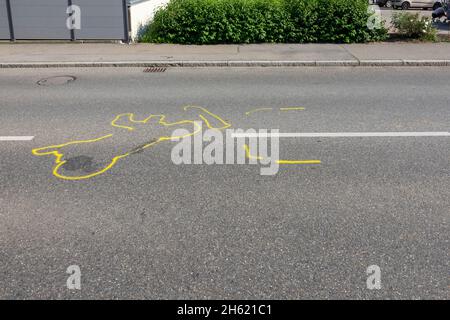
xmin=129 ymin=0 xmax=170 ymax=41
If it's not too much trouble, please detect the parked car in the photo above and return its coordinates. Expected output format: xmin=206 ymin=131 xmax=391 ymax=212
xmin=393 ymin=0 xmax=443 ymax=10
xmin=377 ymin=0 xmax=394 ymax=8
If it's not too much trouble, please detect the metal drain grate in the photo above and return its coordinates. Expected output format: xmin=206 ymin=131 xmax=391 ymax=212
xmin=143 ymin=67 xmax=167 ymax=73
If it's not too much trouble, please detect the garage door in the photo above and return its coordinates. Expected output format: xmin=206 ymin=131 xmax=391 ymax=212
xmin=0 ymin=0 xmax=11 ymax=39
xmin=10 ymin=0 xmax=71 ymax=39
xmin=3 ymin=0 xmax=128 ymax=40
xmin=72 ymin=0 xmax=127 ymax=40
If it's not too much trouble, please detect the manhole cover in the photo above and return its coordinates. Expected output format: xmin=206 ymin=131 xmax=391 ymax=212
xmin=37 ymin=75 xmax=76 ymax=86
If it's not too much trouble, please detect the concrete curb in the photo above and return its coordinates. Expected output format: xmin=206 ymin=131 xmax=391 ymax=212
xmin=1 ymin=60 xmax=450 ymax=68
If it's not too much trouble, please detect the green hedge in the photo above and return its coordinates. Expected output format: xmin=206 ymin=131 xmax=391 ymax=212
xmin=140 ymin=0 xmax=387 ymax=44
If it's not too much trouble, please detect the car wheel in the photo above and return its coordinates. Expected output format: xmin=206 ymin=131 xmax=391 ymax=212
xmin=386 ymin=0 xmax=393 ymax=8
xmin=401 ymin=2 xmax=410 ymax=9
xmin=432 ymin=3 xmax=441 ymax=10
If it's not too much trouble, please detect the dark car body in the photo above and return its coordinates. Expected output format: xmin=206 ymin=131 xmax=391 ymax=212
xmin=377 ymin=0 xmax=394 ymax=7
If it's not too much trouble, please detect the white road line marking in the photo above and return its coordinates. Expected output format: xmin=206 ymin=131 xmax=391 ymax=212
xmin=232 ymin=132 xmax=450 ymax=138
xmin=0 ymin=136 xmax=35 ymax=141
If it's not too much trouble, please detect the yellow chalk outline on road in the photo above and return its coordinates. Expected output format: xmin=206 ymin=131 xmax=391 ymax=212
xmin=277 ymin=159 xmax=321 ymax=164
xmin=244 ymin=144 xmax=321 ymax=165
xmin=32 ymin=134 xmax=115 ymax=181
xmin=280 ymin=107 xmax=305 ymax=111
xmin=245 ymin=108 xmax=273 ymax=116
xmin=243 ymin=144 xmax=264 ymax=161
xmin=33 ymin=106 xmax=317 ymax=181
xmin=183 ymin=106 xmax=232 ymax=130
xmin=32 ymin=107 xmax=229 ymax=181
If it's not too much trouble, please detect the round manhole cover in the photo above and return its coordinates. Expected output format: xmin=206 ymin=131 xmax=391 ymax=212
xmin=37 ymin=75 xmax=76 ymax=86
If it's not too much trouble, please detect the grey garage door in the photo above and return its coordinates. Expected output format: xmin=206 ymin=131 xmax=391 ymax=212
xmin=73 ymin=0 xmax=127 ymax=40
xmin=0 ymin=0 xmax=11 ymax=39
xmin=0 ymin=0 xmax=127 ymax=40
xmin=10 ymin=0 xmax=71 ymax=39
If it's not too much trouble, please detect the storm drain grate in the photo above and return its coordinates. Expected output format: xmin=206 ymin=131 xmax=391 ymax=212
xmin=143 ymin=67 xmax=167 ymax=73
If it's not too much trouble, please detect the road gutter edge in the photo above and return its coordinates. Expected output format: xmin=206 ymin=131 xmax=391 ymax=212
xmin=1 ymin=60 xmax=450 ymax=68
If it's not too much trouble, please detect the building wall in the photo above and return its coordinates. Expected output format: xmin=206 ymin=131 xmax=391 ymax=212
xmin=129 ymin=0 xmax=169 ymax=41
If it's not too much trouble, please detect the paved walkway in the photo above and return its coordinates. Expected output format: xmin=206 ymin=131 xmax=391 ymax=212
xmin=1 ymin=42 xmax=450 ymax=67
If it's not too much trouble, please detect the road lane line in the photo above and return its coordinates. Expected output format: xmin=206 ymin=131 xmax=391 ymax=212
xmin=232 ymin=132 xmax=450 ymax=138
xmin=0 ymin=136 xmax=35 ymax=141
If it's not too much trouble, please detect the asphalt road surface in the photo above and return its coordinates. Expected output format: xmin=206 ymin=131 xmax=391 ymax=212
xmin=0 ymin=67 xmax=448 ymax=299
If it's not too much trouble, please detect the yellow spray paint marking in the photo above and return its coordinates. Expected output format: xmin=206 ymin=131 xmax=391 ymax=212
xmin=243 ymin=144 xmax=264 ymax=160
xmin=183 ymin=106 xmax=232 ymax=130
xmin=32 ymin=107 xmax=229 ymax=181
xmin=245 ymin=108 xmax=273 ymax=116
xmin=32 ymin=134 xmax=115 ymax=181
xmin=280 ymin=107 xmax=305 ymax=111
xmin=33 ymin=106 xmax=317 ymax=181
xmin=243 ymin=144 xmax=321 ymax=165
xmin=277 ymin=159 xmax=321 ymax=164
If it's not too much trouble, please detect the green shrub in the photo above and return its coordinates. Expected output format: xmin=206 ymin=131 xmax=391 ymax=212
xmin=283 ymin=0 xmax=319 ymax=42
xmin=141 ymin=0 xmax=294 ymax=44
xmin=140 ymin=0 xmax=387 ymax=44
xmin=391 ymin=12 xmax=437 ymax=41
xmin=316 ymin=0 xmax=386 ymax=43
xmin=285 ymin=0 xmax=387 ymax=43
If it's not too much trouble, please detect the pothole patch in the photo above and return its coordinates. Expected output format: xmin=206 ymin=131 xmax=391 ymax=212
xmin=37 ymin=75 xmax=77 ymax=86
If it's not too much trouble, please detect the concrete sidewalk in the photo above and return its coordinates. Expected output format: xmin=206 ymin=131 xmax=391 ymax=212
xmin=1 ymin=42 xmax=450 ymax=67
